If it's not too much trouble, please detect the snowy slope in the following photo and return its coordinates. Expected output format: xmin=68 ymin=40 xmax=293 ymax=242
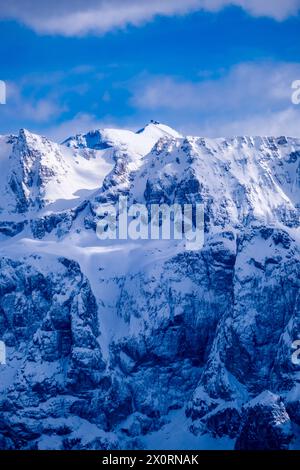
xmin=64 ymin=121 xmax=181 ymax=154
xmin=0 ymin=122 xmax=299 ymax=450
xmin=130 ymin=135 xmax=300 ymax=229
xmin=0 ymin=129 xmax=115 ymax=217
xmin=0 ymin=123 xmax=181 ymax=219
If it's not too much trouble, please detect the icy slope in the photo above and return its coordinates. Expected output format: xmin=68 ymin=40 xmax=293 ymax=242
xmin=130 ymin=135 xmax=300 ymax=229
xmin=64 ymin=121 xmax=181 ymax=155
xmin=0 ymin=123 xmax=299 ymax=450
xmin=0 ymin=129 xmax=115 ymax=216
xmin=0 ymin=123 xmax=182 ymax=236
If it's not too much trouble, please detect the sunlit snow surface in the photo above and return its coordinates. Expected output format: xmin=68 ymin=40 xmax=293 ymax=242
xmin=0 ymin=123 xmax=299 ymax=449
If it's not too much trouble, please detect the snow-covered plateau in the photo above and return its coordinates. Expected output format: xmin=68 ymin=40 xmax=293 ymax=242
xmin=0 ymin=122 xmax=299 ymax=450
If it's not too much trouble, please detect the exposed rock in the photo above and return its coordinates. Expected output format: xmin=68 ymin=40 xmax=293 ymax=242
xmin=235 ymin=392 xmax=293 ymax=450
xmin=0 ymin=126 xmax=299 ymax=449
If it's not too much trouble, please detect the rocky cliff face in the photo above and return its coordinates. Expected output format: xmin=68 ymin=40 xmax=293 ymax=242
xmin=0 ymin=123 xmax=299 ymax=449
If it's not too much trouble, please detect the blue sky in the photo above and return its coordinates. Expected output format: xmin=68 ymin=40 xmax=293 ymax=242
xmin=0 ymin=0 xmax=300 ymax=140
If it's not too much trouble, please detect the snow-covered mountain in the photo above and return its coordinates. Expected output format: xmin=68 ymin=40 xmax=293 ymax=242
xmin=0 ymin=122 xmax=299 ymax=450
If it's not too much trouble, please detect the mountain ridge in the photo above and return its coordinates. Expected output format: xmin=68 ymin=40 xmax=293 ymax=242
xmin=0 ymin=122 xmax=299 ymax=450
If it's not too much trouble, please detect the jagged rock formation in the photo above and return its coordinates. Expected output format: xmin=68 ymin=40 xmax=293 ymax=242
xmin=235 ymin=391 xmax=293 ymax=450
xmin=0 ymin=122 xmax=299 ymax=449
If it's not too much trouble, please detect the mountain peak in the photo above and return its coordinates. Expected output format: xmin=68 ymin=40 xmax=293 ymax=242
xmin=17 ymin=128 xmax=53 ymax=150
xmin=18 ymin=128 xmax=35 ymax=143
xmin=63 ymin=129 xmax=113 ymax=150
xmin=18 ymin=127 xmax=45 ymax=141
xmin=136 ymin=121 xmax=182 ymax=139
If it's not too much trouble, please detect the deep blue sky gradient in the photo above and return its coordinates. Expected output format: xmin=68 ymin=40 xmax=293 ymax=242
xmin=0 ymin=6 xmax=299 ymax=139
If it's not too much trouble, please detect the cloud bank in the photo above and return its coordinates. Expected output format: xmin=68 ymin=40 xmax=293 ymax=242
xmin=130 ymin=62 xmax=300 ymax=137
xmin=0 ymin=0 xmax=299 ymax=36
xmin=2 ymin=62 xmax=300 ymax=140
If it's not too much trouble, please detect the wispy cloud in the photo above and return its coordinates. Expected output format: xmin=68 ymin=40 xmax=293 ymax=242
xmin=46 ymin=112 xmax=143 ymax=142
xmin=45 ymin=113 xmax=114 ymax=142
xmin=202 ymin=107 xmax=300 ymax=137
xmin=0 ymin=0 xmax=299 ymax=37
xmin=129 ymin=62 xmax=300 ymax=137
xmin=5 ymin=81 xmax=67 ymax=123
xmin=131 ymin=63 xmax=300 ymax=112
xmin=4 ymin=62 xmax=300 ymax=140
xmin=0 ymin=69 xmax=94 ymax=137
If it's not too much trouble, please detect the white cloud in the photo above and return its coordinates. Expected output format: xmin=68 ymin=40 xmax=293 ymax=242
xmin=0 ymin=69 xmax=97 ymax=135
xmin=45 ymin=113 xmax=131 ymax=142
xmin=129 ymin=62 xmax=300 ymax=137
xmin=131 ymin=63 xmax=300 ymax=112
xmin=0 ymin=0 xmax=299 ymax=36
xmin=3 ymin=63 xmax=300 ymax=140
xmin=5 ymin=81 xmax=66 ymax=123
xmin=195 ymin=108 xmax=300 ymax=137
